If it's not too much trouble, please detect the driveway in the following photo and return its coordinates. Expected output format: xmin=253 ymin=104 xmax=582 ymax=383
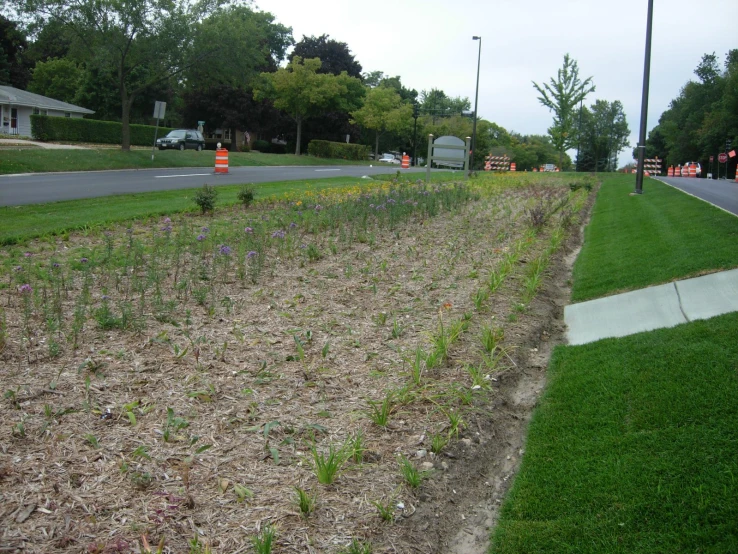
xmin=0 ymin=138 xmax=89 ymax=150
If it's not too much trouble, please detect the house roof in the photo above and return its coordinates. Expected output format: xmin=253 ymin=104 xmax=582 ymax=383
xmin=0 ymin=86 xmax=94 ymax=114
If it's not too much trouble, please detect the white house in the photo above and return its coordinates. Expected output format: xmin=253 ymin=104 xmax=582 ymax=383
xmin=0 ymin=86 xmax=94 ymax=137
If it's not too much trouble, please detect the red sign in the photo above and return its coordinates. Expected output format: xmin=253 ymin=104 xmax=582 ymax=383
xmin=718 ymin=153 xmax=728 ymax=163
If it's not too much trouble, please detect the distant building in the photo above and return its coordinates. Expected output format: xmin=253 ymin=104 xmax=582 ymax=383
xmin=0 ymin=86 xmax=94 ymax=137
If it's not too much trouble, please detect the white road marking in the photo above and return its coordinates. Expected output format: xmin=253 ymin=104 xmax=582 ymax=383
xmin=314 ymin=169 xmax=341 ymax=172
xmin=155 ymin=173 xmax=211 ymax=179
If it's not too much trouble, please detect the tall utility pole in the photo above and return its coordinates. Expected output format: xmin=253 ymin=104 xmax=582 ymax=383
xmin=471 ymin=36 xmax=482 ymax=173
xmin=635 ymin=0 xmax=654 ymax=194
xmin=576 ymin=98 xmax=583 ymax=172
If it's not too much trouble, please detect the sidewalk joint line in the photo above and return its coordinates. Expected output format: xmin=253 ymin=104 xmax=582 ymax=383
xmin=673 ymin=282 xmax=691 ymax=322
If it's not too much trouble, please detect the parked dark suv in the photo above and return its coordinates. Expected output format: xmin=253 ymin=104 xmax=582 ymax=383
xmin=156 ymin=129 xmax=205 ymax=151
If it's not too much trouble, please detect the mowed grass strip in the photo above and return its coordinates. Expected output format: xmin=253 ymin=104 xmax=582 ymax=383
xmin=0 ymin=173 xmax=457 ymax=245
xmin=571 ymin=174 xmax=738 ymax=302
xmin=0 ymin=148 xmax=372 ymax=175
xmin=490 ymin=313 xmax=738 ymax=554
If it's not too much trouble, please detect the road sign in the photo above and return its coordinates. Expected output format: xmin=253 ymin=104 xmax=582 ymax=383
xmin=153 ymin=101 xmax=166 ymax=119
xmin=718 ymin=153 xmax=728 ymax=163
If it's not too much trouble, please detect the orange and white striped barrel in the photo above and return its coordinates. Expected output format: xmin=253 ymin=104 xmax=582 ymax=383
xmin=215 ymin=148 xmax=229 ymax=174
xmin=510 ymin=162 xmax=516 ymax=172
xmin=667 ymin=166 xmax=673 ymax=176
xmin=675 ymin=165 xmax=681 ymax=177
xmin=689 ymin=164 xmax=696 ymax=178
xmin=401 ymin=154 xmax=410 ymax=169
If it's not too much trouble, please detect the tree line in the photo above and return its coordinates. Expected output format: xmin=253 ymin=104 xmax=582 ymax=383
xmin=2 ymin=1 xmax=627 ymax=170
xmin=641 ymin=51 xmax=738 ymax=175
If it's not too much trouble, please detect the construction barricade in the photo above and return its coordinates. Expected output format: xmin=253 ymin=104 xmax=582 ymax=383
xmin=510 ymin=162 xmax=516 ymax=172
xmin=484 ymin=155 xmax=510 ymax=171
xmin=689 ymin=163 xmax=697 ymax=178
xmin=667 ymin=166 xmax=674 ymax=176
xmin=642 ymin=158 xmax=662 ymax=176
xmin=215 ymin=148 xmax=229 ymax=174
xmin=401 ymin=153 xmax=410 ymax=169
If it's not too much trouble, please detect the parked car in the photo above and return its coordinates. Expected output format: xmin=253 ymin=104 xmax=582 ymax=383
xmin=681 ymin=162 xmax=702 ymax=176
xmin=378 ymin=153 xmax=400 ymax=164
xmin=156 ymin=129 xmax=205 ymax=151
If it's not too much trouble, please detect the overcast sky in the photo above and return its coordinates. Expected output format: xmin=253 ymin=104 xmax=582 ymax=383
xmin=256 ymin=0 xmax=737 ymax=166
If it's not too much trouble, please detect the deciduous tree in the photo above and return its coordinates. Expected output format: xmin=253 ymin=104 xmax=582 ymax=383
xmin=256 ymin=56 xmax=364 ymax=155
xmin=533 ymin=53 xmax=595 ymax=168
xmin=351 ymin=86 xmax=412 ymax=159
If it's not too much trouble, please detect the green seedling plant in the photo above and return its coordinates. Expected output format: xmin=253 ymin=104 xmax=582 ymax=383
xmin=348 ymin=430 xmax=366 ymax=463
xmin=234 ymin=483 xmax=254 ymax=503
xmin=391 ymin=318 xmax=404 ymax=339
xmin=398 ymin=454 xmax=430 ymax=488
xmin=366 ymin=391 xmax=395 ymax=427
xmin=372 ymin=498 xmax=394 ymax=522
xmin=480 ymin=325 xmax=504 ymax=354
xmin=409 ymin=348 xmax=426 ymax=386
xmin=294 ymin=486 xmax=316 ymax=518
xmin=430 ymin=432 xmax=448 ymax=454
xmin=162 ymin=408 xmax=189 ymax=442
xmin=251 ymin=524 xmax=276 ymax=554
xmin=311 ymin=440 xmax=348 ymax=485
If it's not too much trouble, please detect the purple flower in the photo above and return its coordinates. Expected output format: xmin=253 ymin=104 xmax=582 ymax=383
xmin=247 ymin=251 xmax=257 ymax=259
xmin=271 ymin=230 xmax=286 ymax=239
xmin=314 ymin=204 xmax=323 ymax=212
xmin=197 ymin=234 xmax=206 ymax=241
xmin=14 ymin=266 xmax=22 ymax=272
xmin=297 ymin=211 xmax=303 ymax=216
xmin=80 ymin=257 xmax=89 ymax=264
xmin=244 ymin=227 xmax=253 ymax=234
xmin=201 ymin=227 xmax=209 ymax=233
xmin=387 ymin=198 xmax=396 ymax=204
xmin=52 ymin=263 xmax=60 ymax=269
xmin=101 ymin=295 xmax=110 ymax=301
xmin=163 ymin=217 xmax=171 ymax=224
xmin=289 ymin=222 xmax=297 ymax=229
xmin=161 ymin=225 xmax=172 ymax=232
xmin=219 ymin=245 xmax=232 ymax=256
xmin=18 ymin=284 xmax=32 ymax=294
xmin=24 ymin=252 xmax=31 ymax=258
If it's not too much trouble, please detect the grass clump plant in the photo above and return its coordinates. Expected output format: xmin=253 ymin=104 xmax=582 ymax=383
xmin=311 ymin=441 xmax=348 ymax=485
xmin=251 ymin=524 xmax=276 ymax=554
xmin=193 ymin=184 xmax=218 ymax=214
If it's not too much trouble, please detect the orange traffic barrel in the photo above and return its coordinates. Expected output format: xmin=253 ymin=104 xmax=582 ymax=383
xmin=675 ymin=165 xmax=681 ymax=177
xmin=689 ymin=163 xmax=696 ymax=178
xmin=533 ymin=167 xmax=538 ymax=172
xmin=667 ymin=166 xmax=674 ymax=176
xmin=401 ymin=154 xmax=410 ymax=169
xmin=510 ymin=162 xmax=516 ymax=172
xmin=215 ymin=148 xmax=229 ymax=174
xmin=484 ymin=159 xmax=491 ymax=171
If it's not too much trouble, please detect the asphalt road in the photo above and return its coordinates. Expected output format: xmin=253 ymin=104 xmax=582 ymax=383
xmin=0 ymin=165 xmax=432 ymax=206
xmin=657 ymin=176 xmax=738 ymax=216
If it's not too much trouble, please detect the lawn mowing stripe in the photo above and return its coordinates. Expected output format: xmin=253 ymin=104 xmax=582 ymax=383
xmin=490 ymin=313 xmax=738 ymax=553
xmin=571 ymin=174 xmax=738 ymax=302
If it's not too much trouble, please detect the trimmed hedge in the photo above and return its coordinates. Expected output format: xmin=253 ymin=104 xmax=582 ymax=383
xmin=307 ymin=140 xmax=369 ymax=160
xmin=31 ymin=115 xmax=175 ymax=146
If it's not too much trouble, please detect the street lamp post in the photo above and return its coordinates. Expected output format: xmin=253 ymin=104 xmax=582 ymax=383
xmin=635 ymin=0 xmax=654 ymax=194
xmin=471 ymin=36 xmax=482 ymax=173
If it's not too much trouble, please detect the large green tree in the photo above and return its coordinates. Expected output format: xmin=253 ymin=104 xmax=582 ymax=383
xmin=351 ymin=85 xmax=412 ymax=158
xmin=290 ymin=34 xmax=362 ymax=78
xmin=255 ymin=56 xmax=364 ymax=155
xmin=12 ymin=0 xmax=225 ymax=149
xmin=576 ymin=99 xmax=630 ymax=172
xmin=0 ymin=15 xmax=31 ymax=88
xmin=183 ymin=5 xmax=292 ymax=150
xmin=644 ymin=50 xmax=738 ymax=174
xmin=533 ymin=53 xmax=595 ymax=168
xmin=27 ymin=57 xmax=82 ymax=103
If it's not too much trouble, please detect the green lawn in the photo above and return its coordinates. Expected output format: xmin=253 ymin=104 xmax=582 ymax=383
xmin=491 ymin=172 xmax=738 ymax=553
xmin=0 ymin=148 xmax=373 ymax=175
xmin=490 ymin=314 xmax=738 ymax=553
xmin=571 ymin=174 xmax=738 ymax=302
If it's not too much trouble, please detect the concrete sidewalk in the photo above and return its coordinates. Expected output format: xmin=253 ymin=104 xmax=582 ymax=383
xmin=564 ymin=268 xmax=738 ymax=345
xmin=0 ymin=138 xmax=88 ymax=149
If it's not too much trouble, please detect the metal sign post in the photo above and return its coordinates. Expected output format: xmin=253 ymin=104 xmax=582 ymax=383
xmin=151 ymin=101 xmax=166 ymax=161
